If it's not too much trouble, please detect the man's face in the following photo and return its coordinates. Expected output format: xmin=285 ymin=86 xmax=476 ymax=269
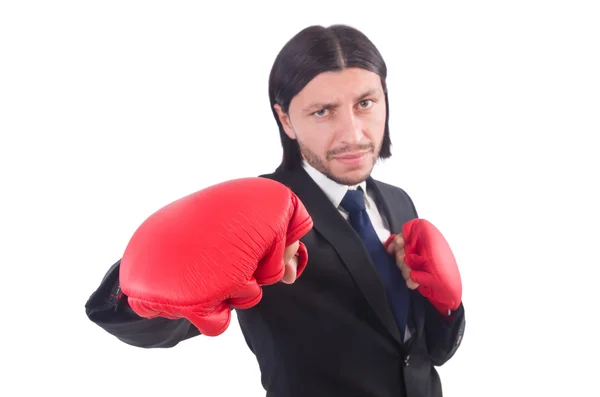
xmin=275 ymin=67 xmax=387 ymax=186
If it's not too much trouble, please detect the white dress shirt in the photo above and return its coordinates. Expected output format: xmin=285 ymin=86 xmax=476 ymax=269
xmin=301 ymin=161 xmax=391 ymax=243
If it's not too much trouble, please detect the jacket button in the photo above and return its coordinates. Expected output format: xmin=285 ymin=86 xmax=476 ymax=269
xmin=404 ymin=355 xmax=410 ymax=366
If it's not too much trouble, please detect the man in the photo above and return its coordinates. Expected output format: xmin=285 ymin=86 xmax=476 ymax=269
xmin=86 ymin=24 xmax=465 ymax=397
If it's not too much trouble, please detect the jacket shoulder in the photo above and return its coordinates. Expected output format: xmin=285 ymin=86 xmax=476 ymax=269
xmin=370 ymin=178 xmax=419 ymax=218
xmin=372 ymin=178 xmax=410 ymax=197
xmin=258 ymin=166 xmax=290 ymax=185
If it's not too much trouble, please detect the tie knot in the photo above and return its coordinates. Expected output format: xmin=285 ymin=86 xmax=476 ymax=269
xmin=340 ymin=188 xmax=366 ymax=214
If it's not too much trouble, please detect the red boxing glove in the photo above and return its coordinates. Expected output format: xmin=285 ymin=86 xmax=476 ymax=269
xmin=119 ymin=177 xmax=313 ymax=336
xmin=387 ymin=219 xmax=462 ymax=315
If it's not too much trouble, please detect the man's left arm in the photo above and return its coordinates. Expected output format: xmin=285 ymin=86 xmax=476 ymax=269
xmin=385 ymin=218 xmax=466 ymax=366
xmin=422 ymin=297 xmax=466 ymax=366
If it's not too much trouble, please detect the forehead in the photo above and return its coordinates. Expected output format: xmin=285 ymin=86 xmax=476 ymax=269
xmin=293 ymin=67 xmax=383 ymax=105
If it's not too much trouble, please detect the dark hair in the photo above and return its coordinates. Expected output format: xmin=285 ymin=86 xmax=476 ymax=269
xmin=268 ymin=24 xmax=392 ymax=170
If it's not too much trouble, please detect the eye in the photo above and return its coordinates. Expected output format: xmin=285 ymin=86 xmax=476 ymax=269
xmin=358 ymin=99 xmax=374 ymax=109
xmin=313 ymin=108 xmax=329 ymax=117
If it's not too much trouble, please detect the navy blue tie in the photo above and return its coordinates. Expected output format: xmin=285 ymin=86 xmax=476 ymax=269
xmin=340 ymin=188 xmax=410 ymax=340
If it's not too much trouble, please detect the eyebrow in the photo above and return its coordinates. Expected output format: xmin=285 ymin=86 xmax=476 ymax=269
xmin=303 ymin=88 xmax=381 ymax=112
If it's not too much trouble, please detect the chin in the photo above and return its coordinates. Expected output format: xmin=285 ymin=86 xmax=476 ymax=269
xmin=302 ymin=148 xmax=377 ymax=186
xmin=329 ymin=164 xmax=373 ymax=186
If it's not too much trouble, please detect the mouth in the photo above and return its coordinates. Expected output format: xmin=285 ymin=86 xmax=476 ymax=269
xmin=332 ymin=151 xmax=369 ymax=160
xmin=331 ymin=151 xmax=370 ymax=166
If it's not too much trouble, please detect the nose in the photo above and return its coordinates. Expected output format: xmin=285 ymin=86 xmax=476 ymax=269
xmin=336 ymin=107 xmax=364 ymax=144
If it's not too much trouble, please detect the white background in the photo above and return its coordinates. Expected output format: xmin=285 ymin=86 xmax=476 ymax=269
xmin=1 ymin=1 xmax=599 ymax=396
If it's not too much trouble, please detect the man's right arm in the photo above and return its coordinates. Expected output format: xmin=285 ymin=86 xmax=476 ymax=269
xmin=85 ymin=259 xmax=201 ymax=348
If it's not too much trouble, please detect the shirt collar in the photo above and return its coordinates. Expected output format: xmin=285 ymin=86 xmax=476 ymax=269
xmin=302 ymin=160 xmax=368 ymax=209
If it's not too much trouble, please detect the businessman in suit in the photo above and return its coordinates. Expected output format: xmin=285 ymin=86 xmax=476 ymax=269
xmin=86 ymin=24 xmax=466 ymax=397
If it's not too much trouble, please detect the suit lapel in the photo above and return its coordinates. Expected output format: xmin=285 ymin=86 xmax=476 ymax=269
xmin=267 ymin=167 xmax=404 ymax=346
xmin=368 ymin=178 xmax=427 ymax=334
xmin=366 ymin=178 xmax=404 ymax=233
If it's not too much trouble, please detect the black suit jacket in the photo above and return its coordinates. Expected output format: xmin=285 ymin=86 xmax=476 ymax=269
xmin=85 ymin=165 xmax=466 ymax=397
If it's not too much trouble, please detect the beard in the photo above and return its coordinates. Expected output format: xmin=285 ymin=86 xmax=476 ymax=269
xmin=298 ymin=139 xmax=380 ymax=186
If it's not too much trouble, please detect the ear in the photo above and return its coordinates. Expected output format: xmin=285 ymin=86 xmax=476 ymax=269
xmin=273 ymin=104 xmax=297 ymax=140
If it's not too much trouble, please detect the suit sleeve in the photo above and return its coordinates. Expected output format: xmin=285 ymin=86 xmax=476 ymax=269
xmin=423 ymin=299 xmax=466 ymax=366
xmin=85 ymin=259 xmax=201 ymax=348
xmin=404 ymin=188 xmax=466 ymax=366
